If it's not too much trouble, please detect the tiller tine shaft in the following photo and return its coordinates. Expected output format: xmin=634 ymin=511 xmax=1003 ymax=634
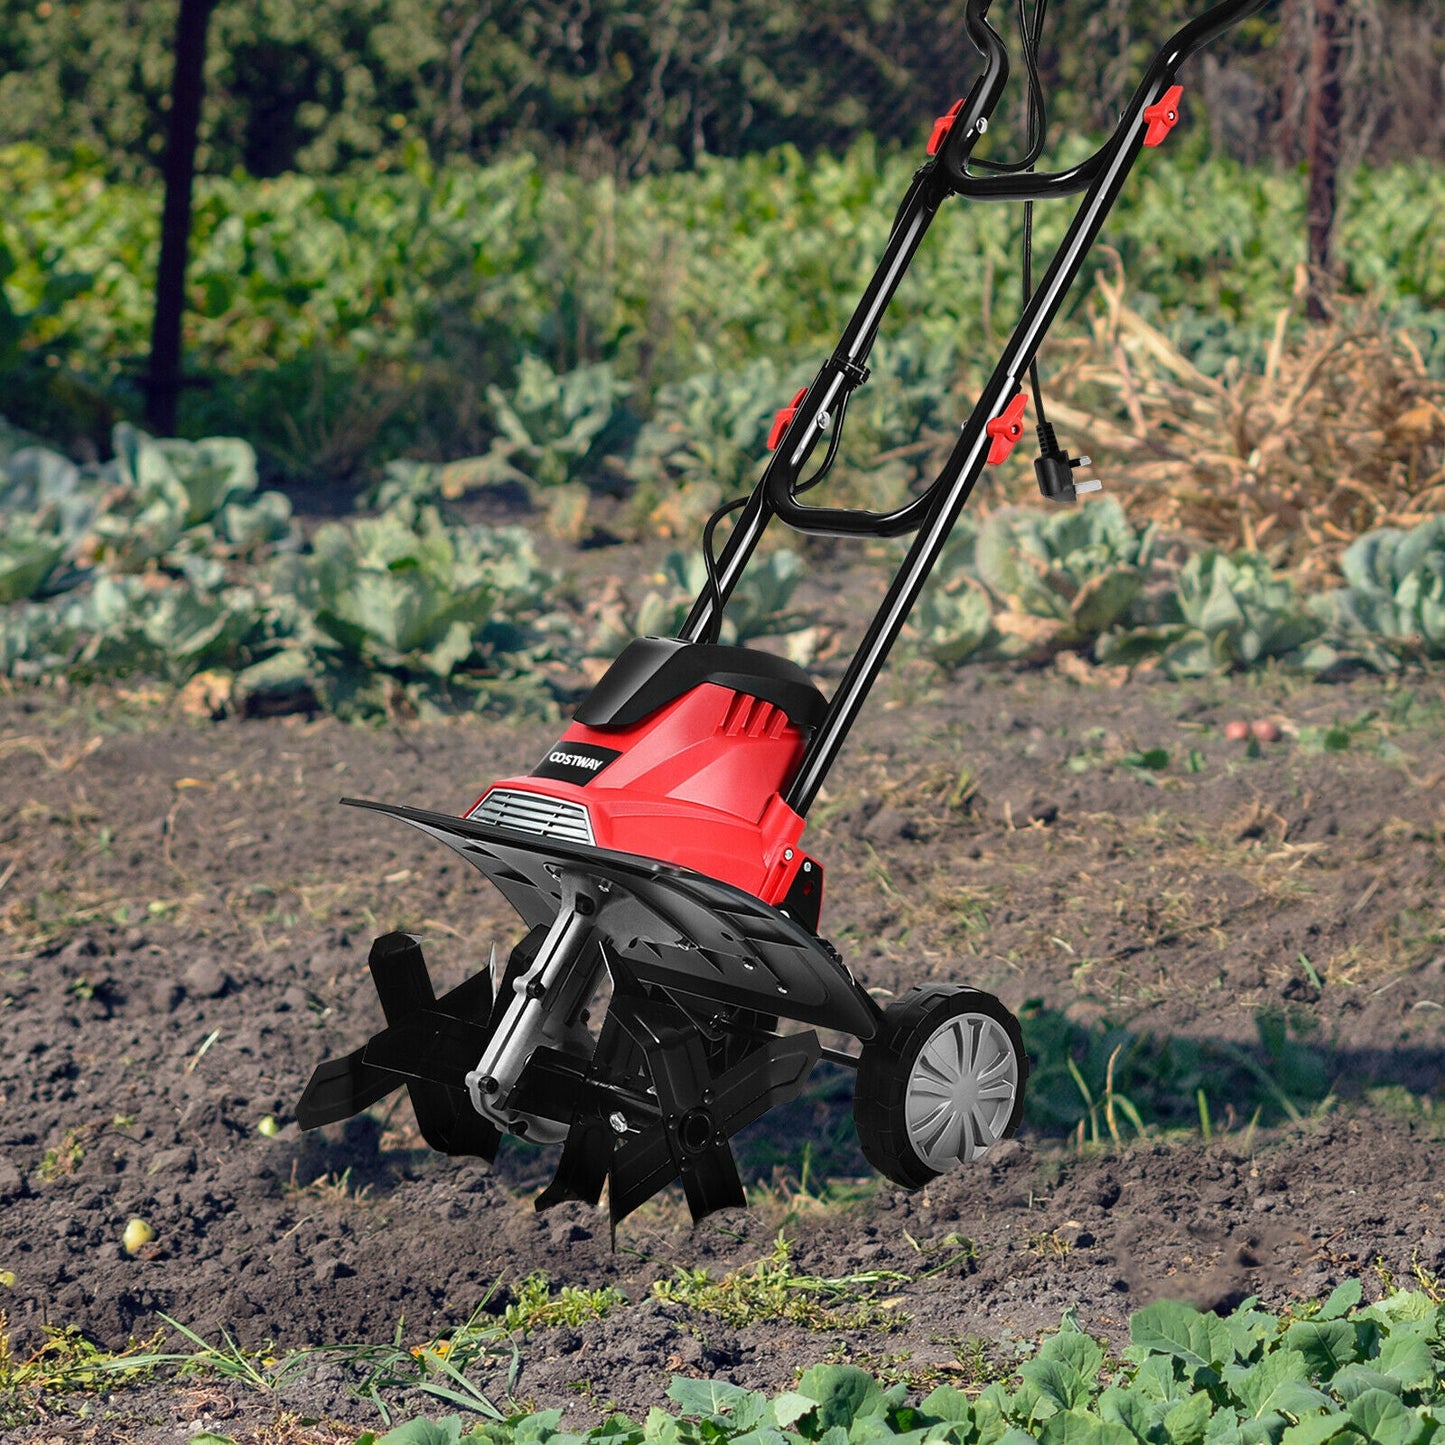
xmin=296 ymin=932 xmax=503 ymax=1161
xmin=613 ymin=998 xmax=748 ymax=1228
xmin=533 ymin=991 xmax=823 ymax=1239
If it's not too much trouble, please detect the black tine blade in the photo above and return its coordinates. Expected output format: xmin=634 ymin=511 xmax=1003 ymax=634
xmin=601 ymin=1029 xmax=821 ymax=1235
xmin=713 ymin=1032 xmax=821 ymax=1140
xmin=408 ymin=1081 xmax=503 ymax=1160
xmin=369 ymin=932 xmax=435 ymax=1023
xmin=436 ymin=966 xmax=493 ymax=1025
xmin=535 ymin=1117 xmax=614 ymax=1212
xmin=355 ymin=1007 xmax=503 ymax=1160
xmin=296 ymin=1045 xmax=402 ymax=1130
xmin=608 ymin=1127 xmax=679 ymax=1239
xmin=362 ymin=1010 xmax=491 ymax=1082
xmin=678 ymin=1143 xmax=746 ymax=1222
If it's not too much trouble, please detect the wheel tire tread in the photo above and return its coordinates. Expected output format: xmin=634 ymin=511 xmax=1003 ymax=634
xmin=854 ymin=985 xmax=1027 ymax=1191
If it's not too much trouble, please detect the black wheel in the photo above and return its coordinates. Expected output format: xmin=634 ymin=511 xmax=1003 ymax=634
xmin=853 ymin=985 xmax=1028 ymax=1189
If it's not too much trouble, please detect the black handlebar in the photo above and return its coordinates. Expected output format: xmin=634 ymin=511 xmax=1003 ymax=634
xmin=758 ymin=0 xmax=1271 ymax=540
xmin=943 ymin=0 xmax=1270 ymax=200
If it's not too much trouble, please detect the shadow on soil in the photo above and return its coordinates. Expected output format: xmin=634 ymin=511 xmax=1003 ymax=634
xmin=275 ymin=1006 xmax=1445 ymax=1204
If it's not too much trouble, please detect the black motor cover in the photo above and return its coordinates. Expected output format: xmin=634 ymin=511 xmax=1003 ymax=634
xmin=574 ymin=637 xmax=826 ymax=732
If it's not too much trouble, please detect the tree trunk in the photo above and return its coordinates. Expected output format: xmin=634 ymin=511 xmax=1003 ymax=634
xmin=145 ymin=0 xmax=215 ymax=436
xmin=1303 ymin=0 xmax=1344 ymax=321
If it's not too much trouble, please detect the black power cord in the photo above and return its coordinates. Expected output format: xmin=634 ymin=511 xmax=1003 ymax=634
xmin=971 ymin=0 xmax=1050 ymax=178
xmin=699 ymin=494 xmax=748 ymax=646
xmin=699 ymin=388 xmax=854 ymax=645
xmin=972 ymin=0 xmax=1097 ymax=503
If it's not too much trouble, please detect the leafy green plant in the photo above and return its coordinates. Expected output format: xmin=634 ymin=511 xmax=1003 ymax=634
xmin=1167 ymin=549 xmax=1327 ymax=674
xmin=622 ymin=547 xmax=810 ymax=649
xmin=477 ymin=357 xmax=634 ymax=492
xmin=909 ymin=521 xmax=994 ymax=668
xmin=0 ymin=424 xmax=561 ymax=716
xmin=298 ymin=504 xmax=503 ymax=676
xmin=0 ymin=520 xmax=65 ymax=603
xmin=366 ymin=1282 xmax=1445 ymax=1445
xmin=630 ymin=358 xmax=796 ymax=501
xmin=0 ymin=423 xmax=293 ymax=581
xmin=912 ymin=500 xmax=1160 ymax=666
xmin=87 ymin=426 xmax=277 ymax=572
xmin=8 ymin=141 xmax=1445 ymax=476
xmin=0 ymin=444 xmax=99 ymax=601
xmin=913 ymin=569 xmax=996 ymax=668
xmin=1316 ymin=515 xmax=1445 ymax=669
xmin=261 ymin=500 xmax=555 ymax=715
xmin=652 ymin=1232 xmax=913 ymax=1333
xmin=1095 ymin=548 xmax=1330 ymax=677
xmin=0 ymin=426 xmax=301 ymax=685
xmin=501 ymin=1274 xmax=626 ymax=1334
xmin=974 ymin=498 xmax=1159 ymax=637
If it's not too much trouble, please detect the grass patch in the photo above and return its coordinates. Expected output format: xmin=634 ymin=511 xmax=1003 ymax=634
xmin=1365 ymin=1086 xmax=1445 ymax=1140
xmin=650 ymin=1231 xmax=972 ymax=1334
xmin=0 ymin=1317 xmax=167 ymax=1429
xmin=283 ymin=1164 xmax=376 ymax=1208
xmin=745 ymin=1153 xmax=885 ymax=1230
xmin=501 ymin=1274 xmax=626 ymax=1334
xmin=1020 ymin=1001 xmax=1339 ymax=1145
xmin=0 ymin=1288 xmax=522 ymax=1431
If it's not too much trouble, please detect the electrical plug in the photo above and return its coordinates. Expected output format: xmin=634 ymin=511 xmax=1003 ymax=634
xmin=1034 ymin=420 xmax=1102 ymax=503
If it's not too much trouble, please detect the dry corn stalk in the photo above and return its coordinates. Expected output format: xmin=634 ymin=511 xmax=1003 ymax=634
xmin=1043 ymin=252 xmax=1445 ymax=589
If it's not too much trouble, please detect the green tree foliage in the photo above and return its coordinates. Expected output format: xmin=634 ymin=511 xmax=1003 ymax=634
xmin=0 ymin=0 xmax=1322 ymax=181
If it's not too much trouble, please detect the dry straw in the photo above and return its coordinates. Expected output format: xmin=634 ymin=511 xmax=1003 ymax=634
xmin=1041 ymin=251 xmax=1445 ymax=589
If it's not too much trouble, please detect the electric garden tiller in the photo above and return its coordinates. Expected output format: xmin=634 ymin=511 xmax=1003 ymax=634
xmin=298 ymin=0 xmax=1270 ymax=1235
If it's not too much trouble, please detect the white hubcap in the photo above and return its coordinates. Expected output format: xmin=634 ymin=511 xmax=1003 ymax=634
xmin=905 ymin=1012 xmax=1019 ymax=1169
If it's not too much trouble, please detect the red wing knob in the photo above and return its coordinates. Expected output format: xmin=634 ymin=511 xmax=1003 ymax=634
xmin=767 ymin=387 xmax=809 ymax=451
xmin=1142 ymin=85 xmax=1184 ymax=147
xmin=927 ymin=99 xmax=965 ymax=157
xmin=984 ymin=391 xmax=1029 ymax=465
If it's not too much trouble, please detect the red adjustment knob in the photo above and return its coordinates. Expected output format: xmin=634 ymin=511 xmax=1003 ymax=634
xmin=926 ymin=100 xmax=965 ymax=157
xmin=984 ymin=392 xmax=1028 ymax=465
xmin=767 ymin=387 xmax=809 ymax=451
xmin=1142 ymin=85 xmax=1184 ymax=147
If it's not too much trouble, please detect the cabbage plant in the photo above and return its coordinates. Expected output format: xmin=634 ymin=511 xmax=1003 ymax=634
xmin=973 ymin=497 xmax=1158 ymax=640
xmin=1163 ymin=550 xmax=1326 ymax=675
xmin=288 ymin=501 xmax=544 ymax=680
xmin=1315 ymin=515 xmax=1445 ymax=669
xmin=477 ymin=356 xmax=633 ymax=492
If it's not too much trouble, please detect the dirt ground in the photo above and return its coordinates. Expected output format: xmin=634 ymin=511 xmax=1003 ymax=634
xmin=2 ymin=627 xmax=1444 ymax=1440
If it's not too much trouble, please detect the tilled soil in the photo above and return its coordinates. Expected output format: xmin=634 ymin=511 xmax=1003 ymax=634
xmin=1 ymin=659 xmax=1443 ymax=1442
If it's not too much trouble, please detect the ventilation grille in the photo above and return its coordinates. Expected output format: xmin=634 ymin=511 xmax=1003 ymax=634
xmin=468 ymin=788 xmax=594 ymax=846
xmin=719 ymin=693 xmax=789 ymax=739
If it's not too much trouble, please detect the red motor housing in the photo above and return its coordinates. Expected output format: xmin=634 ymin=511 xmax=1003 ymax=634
xmin=466 ymin=640 xmax=824 ymax=922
